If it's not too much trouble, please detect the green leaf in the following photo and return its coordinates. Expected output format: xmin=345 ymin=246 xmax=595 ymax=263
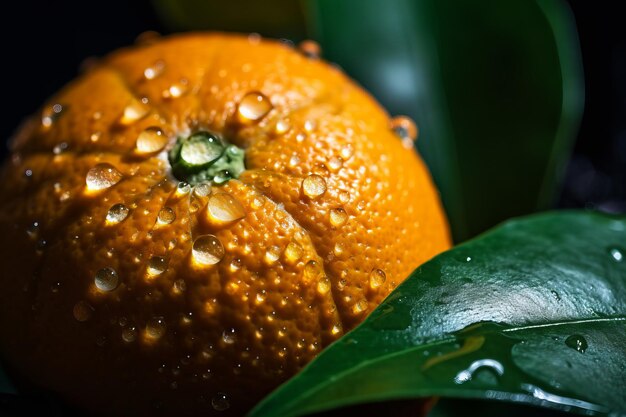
xmin=306 ymin=0 xmax=584 ymax=242
xmin=249 ymin=211 xmax=626 ymax=417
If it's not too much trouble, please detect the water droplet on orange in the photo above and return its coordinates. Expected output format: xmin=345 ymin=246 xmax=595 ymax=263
xmin=94 ymin=267 xmax=119 ymax=292
xmin=119 ymin=99 xmax=149 ymax=125
xmin=302 ymin=175 xmax=326 ymax=199
xmin=340 ymin=144 xmax=354 ymax=160
xmin=222 ymin=328 xmax=237 ymax=344
xmin=284 ymin=242 xmax=303 ymax=264
xmin=147 ymin=256 xmax=168 ymax=277
xmin=298 ymin=40 xmax=321 ymax=59
xmin=122 ymin=327 xmax=137 ymax=343
xmin=164 ymin=79 xmax=189 ymax=99
xmin=390 ymin=115 xmax=418 ymax=149
xmin=194 ymin=182 xmax=212 ymax=197
xmin=176 ymin=182 xmax=191 ymax=195
xmin=317 ymin=277 xmax=331 ymax=295
xmin=207 ymin=193 xmax=246 ymax=222
xmin=143 ymin=60 xmax=165 ymax=80
xmin=41 ymin=103 xmax=64 ymax=128
xmin=157 ymin=207 xmax=176 ymax=225
xmin=369 ymin=268 xmax=386 ymax=289
xmin=304 ymin=260 xmax=323 ymax=282
xmin=212 ymin=392 xmax=230 ymax=411
xmin=328 ymin=156 xmax=343 ymax=172
xmin=329 ymin=208 xmax=348 ymax=227
xmin=86 ymin=163 xmax=123 ymax=191
xmin=146 ymin=317 xmax=166 ymax=339
xmin=237 ymin=91 xmax=272 ymax=124
xmin=264 ymin=246 xmax=282 ymax=265
xmin=136 ymin=127 xmax=167 ymax=154
xmin=106 ymin=204 xmax=129 ymax=225
xmin=353 ymin=299 xmax=368 ymax=314
xmin=274 ymin=119 xmax=291 ymax=135
xmin=192 ymin=235 xmax=225 ymax=266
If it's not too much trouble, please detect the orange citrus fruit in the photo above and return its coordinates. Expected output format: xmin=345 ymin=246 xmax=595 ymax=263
xmin=0 ymin=33 xmax=450 ymax=416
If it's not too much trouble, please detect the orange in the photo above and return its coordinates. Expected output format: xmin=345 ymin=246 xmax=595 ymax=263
xmin=0 ymin=33 xmax=450 ymax=416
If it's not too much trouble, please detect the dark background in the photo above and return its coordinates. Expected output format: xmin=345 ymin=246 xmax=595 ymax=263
xmin=1 ymin=1 xmax=624 ymax=212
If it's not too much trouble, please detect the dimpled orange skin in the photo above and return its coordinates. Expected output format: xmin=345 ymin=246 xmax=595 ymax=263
xmin=0 ymin=33 xmax=450 ymax=416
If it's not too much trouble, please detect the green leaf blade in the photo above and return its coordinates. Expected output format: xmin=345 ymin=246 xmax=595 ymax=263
xmin=249 ymin=212 xmax=626 ymax=417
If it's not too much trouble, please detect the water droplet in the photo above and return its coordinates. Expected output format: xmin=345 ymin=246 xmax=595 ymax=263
xmin=94 ymin=267 xmax=119 ymax=292
xmin=340 ymin=144 xmax=354 ymax=160
xmin=192 ymin=235 xmax=225 ymax=266
xmin=251 ymin=195 xmax=265 ymax=210
xmin=317 ymin=277 xmax=331 ymax=295
xmin=173 ymin=279 xmax=187 ymax=293
xmin=194 ymin=182 xmax=212 ymax=197
xmin=237 ymin=91 xmax=272 ymax=124
xmin=73 ymin=301 xmax=94 ymax=322
xmin=176 ymin=182 xmax=191 ymax=195
xmin=86 ymin=163 xmax=123 ymax=191
xmin=369 ymin=268 xmax=386 ymax=289
xmin=390 ymin=115 xmax=418 ymax=149
xmin=609 ymin=247 xmax=623 ymax=262
xmin=454 ymin=359 xmax=504 ymax=384
xmin=143 ymin=60 xmax=165 ymax=80
xmin=298 ymin=40 xmax=321 ymax=59
xmin=211 ymin=392 xmax=230 ymax=411
xmin=53 ymin=142 xmax=69 ymax=155
xmin=41 ymin=103 xmax=64 ymax=128
xmin=304 ymin=260 xmax=323 ymax=282
xmin=304 ymin=120 xmax=317 ymax=132
xmin=147 ymin=256 xmax=168 ymax=277
xmin=550 ymin=290 xmax=561 ymax=301
xmin=26 ymin=221 xmax=40 ymax=238
xmin=146 ymin=317 xmax=166 ymax=340
xmin=329 ymin=208 xmax=348 ymax=227
xmin=222 ymin=328 xmax=236 ymax=344
xmin=264 ymin=246 xmax=282 ymax=265
xmin=157 ymin=207 xmax=176 ymax=224
xmin=565 ymin=334 xmax=588 ymax=353
xmin=119 ymin=99 xmax=149 ymax=125
xmin=328 ymin=156 xmax=343 ymax=172
xmin=338 ymin=190 xmax=350 ymax=204
xmin=122 ymin=326 xmax=137 ymax=343
xmin=164 ymin=79 xmax=189 ymax=99
xmin=302 ymin=175 xmax=326 ymax=199
xmin=331 ymin=324 xmax=342 ymax=335
xmin=289 ymin=154 xmax=301 ymax=167
xmin=207 ymin=193 xmax=245 ymax=222
xmin=353 ymin=299 xmax=368 ymax=314
xmin=136 ymin=127 xmax=167 ymax=154
xmin=284 ymin=242 xmax=303 ymax=264
xmin=274 ymin=119 xmax=291 ymax=135
xmin=106 ymin=204 xmax=129 ymax=225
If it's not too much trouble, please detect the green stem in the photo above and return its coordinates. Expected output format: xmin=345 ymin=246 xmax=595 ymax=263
xmin=168 ymin=131 xmax=245 ymax=185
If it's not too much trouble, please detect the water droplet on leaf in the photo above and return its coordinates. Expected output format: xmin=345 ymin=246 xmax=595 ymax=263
xmin=565 ymin=334 xmax=588 ymax=353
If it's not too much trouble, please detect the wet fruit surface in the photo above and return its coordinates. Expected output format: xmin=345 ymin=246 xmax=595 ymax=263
xmin=0 ymin=33 xmax=450 ymax=416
